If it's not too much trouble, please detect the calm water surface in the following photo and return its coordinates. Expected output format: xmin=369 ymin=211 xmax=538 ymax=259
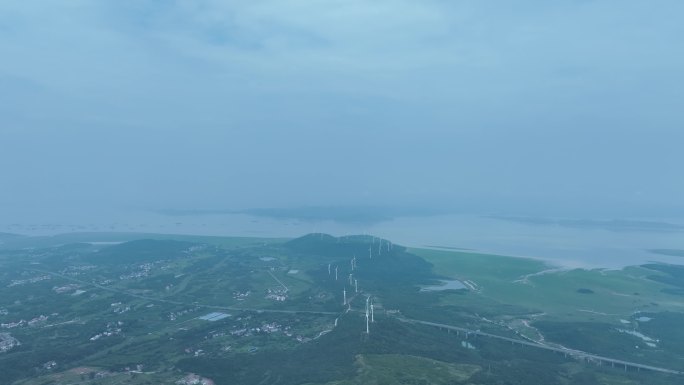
xmin=3 ymin=211 xmax=684 ymax=269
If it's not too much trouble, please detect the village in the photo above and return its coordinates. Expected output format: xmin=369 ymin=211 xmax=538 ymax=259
xmin=0 ymin=332 xmax=20 ymax=353
xmin=89 ymin=321 xmax=124 ymax=341
xmin=1 ymin=314 xmax=52 ymax=329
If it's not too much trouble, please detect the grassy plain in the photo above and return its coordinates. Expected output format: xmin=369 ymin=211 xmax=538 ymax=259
xmin=412 ymin=248 xmax=684 ymax=322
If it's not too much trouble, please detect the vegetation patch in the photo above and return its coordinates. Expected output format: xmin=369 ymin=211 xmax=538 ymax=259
xmin=347 ymin=353 xmax=480 ymax=384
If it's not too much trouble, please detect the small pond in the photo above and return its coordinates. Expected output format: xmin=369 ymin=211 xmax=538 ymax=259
xmin=420 ymin=279 xmax=467 ymax=291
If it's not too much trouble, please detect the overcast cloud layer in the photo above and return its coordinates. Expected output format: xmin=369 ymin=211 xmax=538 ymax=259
xmin=1 ymin=0 xmax=683 ymax=222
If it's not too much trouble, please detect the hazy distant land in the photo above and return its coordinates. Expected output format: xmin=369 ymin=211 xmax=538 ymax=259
xmin=490 ymin=216 xmax=684 ymax=232
xmin=157 ymin=205 xmax=445 ymax=224
xmin=4 ymin=211 xmax=684 ymax=269
xmin=650 ymin=249 xmax=684 ymax=257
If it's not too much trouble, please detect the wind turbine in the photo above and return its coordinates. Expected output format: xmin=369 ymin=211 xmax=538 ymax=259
xmin=355 ymin=279 xmax=358 ymax=293
xmin=366 ymin=311 xmax=370 ymax=334
xmin=335 ymin=266 xmax=338 ymax=281
xmin=328 ymin=263 xmax=331 ymax=275
xmin=349 ymin=273 xmax=353 ymax=286
xmin=365 ymin=296 xmax=370 ymax=334
xmin=371 ymin=298 xmax=375 ymax=323
xmin=343 ymin=288 xmax=346 ymax=305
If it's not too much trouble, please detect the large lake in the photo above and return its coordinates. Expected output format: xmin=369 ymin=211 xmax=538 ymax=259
xmin=3 ymin=211 xmax=684 ymax=269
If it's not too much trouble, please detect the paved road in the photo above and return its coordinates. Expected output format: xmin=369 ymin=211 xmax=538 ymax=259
xmin=267 ymin=270 xmax=289 ymax=292
xmin=400 ymin=317 xmax=683 ymax=375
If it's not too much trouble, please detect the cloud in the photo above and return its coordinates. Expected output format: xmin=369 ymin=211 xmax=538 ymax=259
xmin=0 ymin=1 xmax=683 ymax=216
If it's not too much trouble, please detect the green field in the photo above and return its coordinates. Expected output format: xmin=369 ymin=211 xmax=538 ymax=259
xmin=412 ymin=248 xmax=684 ymax=321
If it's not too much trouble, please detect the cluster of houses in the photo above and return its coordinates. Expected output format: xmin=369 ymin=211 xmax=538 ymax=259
xmin=89 ymin=321 xmax=124 ymax=341
xmin=7 ymin=274 xmax=51 ymax=287
xmin=53 ymin=284 xmax=81 ymax=294
xmin=188 ymin=348 xmax=205 ymax=357
xmin=110 ymin=302 xmax=131 ymax=314
xmin=1 ymin=320 xmax=25 ymax=329
xmin=0 ymin=332 xmax=20 ymax=353
xmin=232 ymin=290 xmax=250 ymax=301
xmin=176 ymin=373 xmax=214 ymax=385
xmin=59 ymin=264 xmax=96 ymax=277
xmin=190 ymin=321 xmax=315 ymax=357
xmin=168 ymin=307 xmax=200 ymax=321
xmin=1 ymin=314 xmax=51 ymax=329
xmin=119 ymin=263 xmax=154 ymax=280
xmin=229 ymin=321 xmax=289 ymax=338
xmin=224 ymin=319 xmax=319 ymax=345
xmin=265 ymin=288 xmax=288 ymax=302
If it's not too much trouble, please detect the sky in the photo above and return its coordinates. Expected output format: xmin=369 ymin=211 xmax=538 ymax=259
xmin=1 ymin=0 xmax=683 ymax=223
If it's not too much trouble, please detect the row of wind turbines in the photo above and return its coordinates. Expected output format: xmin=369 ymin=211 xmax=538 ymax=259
xmin=328 ymin=236 xmax=391 ymax=335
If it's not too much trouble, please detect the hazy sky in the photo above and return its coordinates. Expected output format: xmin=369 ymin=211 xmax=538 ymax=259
xmin=1 ymin=1 xmax=683 ymax=221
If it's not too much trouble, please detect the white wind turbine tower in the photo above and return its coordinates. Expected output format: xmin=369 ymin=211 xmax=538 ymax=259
xmin=328 ymin=263 xmax=331 ymax=275
xmin=335 ymin=266 xmax=338 ymax=281
xmin=343 ymin=288 xmax=346 ymax=305
xmin=355 ymin=279 xmax=358 ymax=293
xmin=365 ymin=297 xmax=370 ymax=334
xmin=349 ymin=273 xmax=353 ymax=286
xmin=371 ymin=298 xmax=375 ymax=323
xmin=369 ymin=246 xmax=372 ymax=259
